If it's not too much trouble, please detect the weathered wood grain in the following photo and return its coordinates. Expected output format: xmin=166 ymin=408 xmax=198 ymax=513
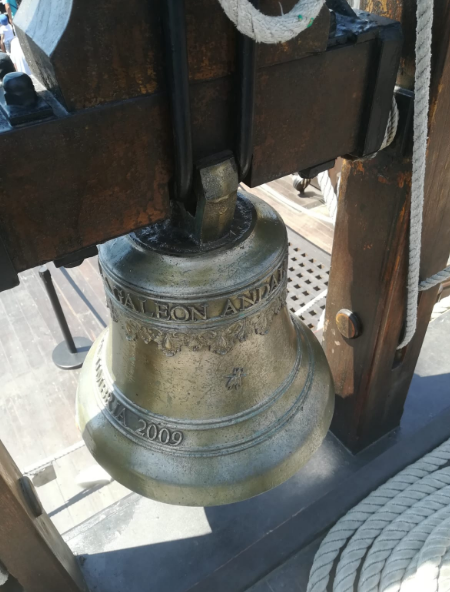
xmin=0 ymin=440 xmax=86 ymax=592
xmin=325 ymin=0 xmax=450 ymax=450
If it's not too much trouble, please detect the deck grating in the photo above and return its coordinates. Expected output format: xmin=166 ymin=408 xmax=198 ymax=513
xmin=286 ymin=229 xmax=331 ymax=331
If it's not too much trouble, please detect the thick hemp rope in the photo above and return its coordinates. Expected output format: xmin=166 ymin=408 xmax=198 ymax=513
xmin=307 ymin=438 xmax=450 ymax=592
xmin=216 ymin=0 xmax=324 ymax=44
xmin=419 ymin=267 xmax=450 ymax=292
xmin=397 ymin=0 xmax=434 ymax=349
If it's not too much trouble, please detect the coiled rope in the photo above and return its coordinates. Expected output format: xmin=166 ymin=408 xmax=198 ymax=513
xmin=317 ymin=171 xmax=338 ymax=224
xmin=216 ymin=0 xmax=324 ymax=44
xmin=307 ymin=438 xmax=450 ymax=592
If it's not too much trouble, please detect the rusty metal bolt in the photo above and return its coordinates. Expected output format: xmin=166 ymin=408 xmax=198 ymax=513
xmin=336 ymin=309 xmax=362 ymax=339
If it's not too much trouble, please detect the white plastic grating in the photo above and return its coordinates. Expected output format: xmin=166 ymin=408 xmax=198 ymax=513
xmin=286 ymin=229 xmax=331 ymax=331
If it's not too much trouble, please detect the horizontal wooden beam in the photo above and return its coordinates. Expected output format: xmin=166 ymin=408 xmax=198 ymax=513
xmin=0 ymin=2 xmax=400 ymax=277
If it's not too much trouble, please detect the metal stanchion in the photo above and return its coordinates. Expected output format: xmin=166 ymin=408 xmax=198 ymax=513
xmin=38 ymin=265 xmax=92 ymax=370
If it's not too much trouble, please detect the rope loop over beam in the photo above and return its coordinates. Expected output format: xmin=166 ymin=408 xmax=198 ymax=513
xmin=216 ymin=0 xmax=325 ymax=44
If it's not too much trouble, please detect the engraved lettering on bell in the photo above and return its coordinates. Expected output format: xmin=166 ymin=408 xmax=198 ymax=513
xmin=111 ymin=288 xmax=286 ymax=356
xmin=225 ymin=368 xmax=247 ymax=390
xmin=102 ymin=263 xmax=285 ymax=324
xmin=135 ymin=419 xmax=184 ymax=447
xmin=94 ymin=350 xmax=185 ymax=447
xmin=77 ymin=192 xmax=334 ymax=507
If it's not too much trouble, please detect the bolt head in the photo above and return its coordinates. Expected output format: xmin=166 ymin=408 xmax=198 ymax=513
xmin=336 ymin=309 xmax=362 ymax=339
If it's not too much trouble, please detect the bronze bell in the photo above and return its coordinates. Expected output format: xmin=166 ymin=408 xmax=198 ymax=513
xmin=77 ymin=155 xmax=334 ymax=506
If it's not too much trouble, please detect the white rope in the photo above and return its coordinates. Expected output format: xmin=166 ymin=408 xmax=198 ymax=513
xmin=317 ymin=172 xmax=338 ymax=223
xmin=0 ymin=561 xmax=8 ymax=586
xmin=397 ymin=0 xmax=434 ymax=349
xmin=307 ymin=441 xmax=450 ymax=592
xmin=399 ymin=515 xmax=450 ymax=592
xmin=216 ymin=0 xmax=324 ymax=44
xmin=380 ymin=505 xmax=450 ymax=592
xmin=380 ymin=96 xmax=400 ymax=152
xmin=301 ymin=97 xmax=399 ymax=225
xmin=419 ymin=266 xmax=450 ymax=292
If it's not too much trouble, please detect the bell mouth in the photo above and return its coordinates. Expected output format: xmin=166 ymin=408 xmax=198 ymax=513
xmin=77 ymin=314 xmax=334 ymax=507
xmin=87 ymin=318 xmax=307 ymax=457
xmin=129 ymin=193 xmax=256 ymax=256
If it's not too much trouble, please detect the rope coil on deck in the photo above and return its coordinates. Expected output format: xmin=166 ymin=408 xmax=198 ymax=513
xmin=307 ymin=438 xmax=450 ymax=592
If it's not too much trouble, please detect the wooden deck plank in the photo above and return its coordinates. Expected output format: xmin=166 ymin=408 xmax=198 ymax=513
xmin=83 ymin=258 xmax=107 ymax=300
xmin=2 ymin=381 xmax=47 ymax=468
xmin=24 ymin=268 xmax=72 ymax=344
xmin=11 ymin=370 xmax=66 ymax=461
xmin=0 ymin=279 xmax=26 ymax=323
xmin=15 ymin=274 xmax=56 ymax=359
xmin=12 ymin=315 xmax=45 ymax=370
xmin=38 ymin=478 xmax=77 ymax=534
xmin=271 ymin=177 xmax=324 ymax=210
xmin=68 ymin=263 xmax=109 ymax=325
xmin=246 ymin=184 xmax=334 ymax=255
xmin=32 ymin=364 xmax=81 ymax=451
xmin=0 ymin=397 xmax=30 ymax=468
xmin=0 ymin=316 xmax=31 ymax=378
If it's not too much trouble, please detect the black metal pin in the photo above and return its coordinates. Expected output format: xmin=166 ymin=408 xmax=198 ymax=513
xmin=236 ymin=0 xmax=258 ymax=181
xmin=38 ymin=265 xmax=92 ymax=370
xmin=162 ymin=0 xmax=194 ymax=206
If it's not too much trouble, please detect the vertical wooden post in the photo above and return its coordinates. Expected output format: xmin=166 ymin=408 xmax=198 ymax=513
xmin=0 ymin=441 xmax=86 ymax=592
xmin=324 ymin=0 xmax=450 ymax=451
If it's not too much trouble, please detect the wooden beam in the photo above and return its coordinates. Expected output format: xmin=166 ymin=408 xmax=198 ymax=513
xmin=0 ymin=1 xmax=401 ymax=276
xmin=324 ymin=0 xmax=450 ymax=451
xmin=0 ymin=441 xmax=86 ymax=592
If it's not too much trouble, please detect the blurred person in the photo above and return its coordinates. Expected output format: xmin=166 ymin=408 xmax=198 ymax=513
xmin=0 ymin=4 xmax=11 ymax=26
xmin=0 ymin=4 xmax=9 ymax=21
xmin=0 ymin=1 xmax=19 ymax=21
xmin=0 ymin=13 xmax=14 ymax=53
xmin=0 ymin=51 xmax=15 ymax=80
xmin=10 ymin=36 xmax=29 ymax=74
